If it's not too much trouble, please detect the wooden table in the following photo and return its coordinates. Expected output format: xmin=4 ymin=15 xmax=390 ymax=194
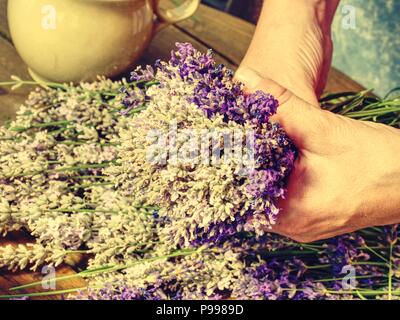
xmin=0 ymin=1 xmax=365 ymax=299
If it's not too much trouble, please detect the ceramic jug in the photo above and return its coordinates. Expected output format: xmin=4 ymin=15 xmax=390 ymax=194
xmin=8 ymin=0 xmax=200 ymax=82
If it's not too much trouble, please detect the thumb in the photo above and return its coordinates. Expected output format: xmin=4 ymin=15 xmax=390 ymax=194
xmin=235 ymin=67 xmax=321 ymax=147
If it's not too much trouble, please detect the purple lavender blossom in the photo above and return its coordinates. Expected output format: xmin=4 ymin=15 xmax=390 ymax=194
xmin=120 ymin=86 xmax=144 ymax=115
xmin=130 ymin=65 xmax=155 ymax=83
xmin=83 ymin=283 xmax=182 ymax=300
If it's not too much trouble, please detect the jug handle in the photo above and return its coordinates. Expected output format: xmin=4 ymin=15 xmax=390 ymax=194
xmin=153 ymin=0 xmax=200 ymax=33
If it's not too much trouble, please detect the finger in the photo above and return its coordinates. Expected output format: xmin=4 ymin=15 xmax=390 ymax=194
xmin=315 ymin=39 xmax=333 ymax=98
xmin=236 ymin=66 xmax=321 ymax=106
xmin=236 ymin=67 xmax=322 ymax=147
xmin=235 ymin=67 xmax=293 ymax=106
xmin=271 ymin=220 xmax=356 ymax=243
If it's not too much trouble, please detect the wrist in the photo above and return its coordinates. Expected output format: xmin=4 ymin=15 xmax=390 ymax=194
xmin=373 ymin=128 xmax=400 ymax=225
xmin=354 ymin=124 xmax=400 ymax=228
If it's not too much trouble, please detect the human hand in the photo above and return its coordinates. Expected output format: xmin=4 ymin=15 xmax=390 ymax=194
xmin=236 ymin=70 xmax=400 ymax=242
xmin=236 ymin=0 xmax=400 ymax=242
xmin=238 ymin=0 xmax=339 ymax=106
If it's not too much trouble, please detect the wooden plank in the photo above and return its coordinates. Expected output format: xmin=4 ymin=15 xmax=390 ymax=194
xmin=139 ymin=25 xmax=236 ymax=70
xmin=177 ymin=4 xmax=365 ymax=94
xmin=0 ymin=0 xmax=9 ymax=41
xmin=0 ymin=0 xmax=30 ymax=124
xmin=177 ymin=4 xmax=253 ymax=66
xmin=0 ymin=232 xmax=86 ymax=300
xmin=0 ymin=268 xmax=85 ymax=300
xmin=0 ymin=36 xmax=32 ymax=124
xmin=326 ymin=67 xmax=365 ymax=93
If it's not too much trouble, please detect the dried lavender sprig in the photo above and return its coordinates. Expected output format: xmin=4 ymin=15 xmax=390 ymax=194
xmin=321 ymin=90 xmax=400 ymax=126
xmin=0 ymin=76 xmax=123 ymax=97
xmin=0 ymin=287 xmax=90 ymax=300
xmin=4 ymin=161 xmax=118 ymax=179
xmin=0 ymin=243 xmax=78 ymax=271
xmin=10 ymin=247 xmax=204 ymax=292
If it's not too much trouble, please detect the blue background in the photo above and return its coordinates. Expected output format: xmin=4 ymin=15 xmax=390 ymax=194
xmin=331 ymin=0 xmax=400 ymax=97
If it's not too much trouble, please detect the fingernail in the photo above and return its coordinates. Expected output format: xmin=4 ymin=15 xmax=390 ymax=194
xmin=235 ymin=67 xmax=263 ymax=90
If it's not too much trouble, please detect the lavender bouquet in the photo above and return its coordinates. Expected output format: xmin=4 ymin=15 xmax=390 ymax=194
xmin=108 ymin=43 xmax=296 ymax=248
xmin=0 ymin=43 xmax=399 ymax=300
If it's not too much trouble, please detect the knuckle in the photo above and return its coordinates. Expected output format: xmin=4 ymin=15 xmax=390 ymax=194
xmin=286 ymin=228 xmax=315 ymax=243
xmin=291 ymin=234 xmax=312 ymax=243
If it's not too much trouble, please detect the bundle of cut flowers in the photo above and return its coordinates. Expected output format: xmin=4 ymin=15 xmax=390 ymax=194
xmin=0 ymin=43 xmax=399 ymax=300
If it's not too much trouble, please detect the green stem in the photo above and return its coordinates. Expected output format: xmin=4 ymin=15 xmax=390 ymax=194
xmin=70 ymin=182 xmax=114 ymax=190
xmin=5 ymin=204 xmax=157 ymax=215
xmin=6 ymin=161 xmax=117 ymax=178
xmin=346 ymin=106 xmax=400 ymax=118
xmin=314 ymin=275 xmax=385 ymax=283
xmin=362 ymin=244 xmax=389 ymax=263
xmin=265 ymin=250 xmax=318 ymax=256
xmin=59 ymin=140 xmax=118 ymax=147
xmin=0 ymin=79 xmax=67 ymax=90
xmin=388 ymin=241 xmax=393 ymax=300
xmin=0 ymin=286 xmax=89 ymax=299
xmin=351 ymin=261 xmax=389 ymax=267
xmin=305 ymin=264 xmax=331 ymax=270
xmin=9 ymin=120 xmax=72 ymax=132
xmin=10 ymin=248 xmax=202 ymax=292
